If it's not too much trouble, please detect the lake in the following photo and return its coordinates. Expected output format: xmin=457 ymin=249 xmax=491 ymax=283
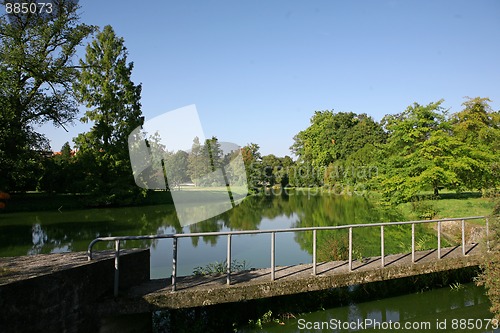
xmin=0 ymin=191 xmax=439 ymax=278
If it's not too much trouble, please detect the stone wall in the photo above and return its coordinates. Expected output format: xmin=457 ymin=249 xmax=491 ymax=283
xmin=0 ymin=249 xmax=150 ymax=333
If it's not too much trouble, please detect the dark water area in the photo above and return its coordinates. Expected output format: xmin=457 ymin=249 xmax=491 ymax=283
xmin=238 ymin=282 xmax=497 ymax=333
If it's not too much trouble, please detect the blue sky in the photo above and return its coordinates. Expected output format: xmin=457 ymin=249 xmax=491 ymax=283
xmin=39 ymin=0 xmax=500 ymax=157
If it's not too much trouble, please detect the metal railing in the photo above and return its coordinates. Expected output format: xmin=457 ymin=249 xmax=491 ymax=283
xmin=87 ymin=216 xmax=490 ymax=296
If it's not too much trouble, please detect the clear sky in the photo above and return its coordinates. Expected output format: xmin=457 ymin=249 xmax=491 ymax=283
xmin=39 ymin=0 xmax=500 ymax=157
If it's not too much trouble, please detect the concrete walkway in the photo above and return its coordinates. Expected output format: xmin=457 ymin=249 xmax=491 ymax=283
xmin=103 ymin=244 xmax=484 ymax=314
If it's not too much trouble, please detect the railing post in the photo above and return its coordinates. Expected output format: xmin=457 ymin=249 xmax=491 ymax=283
xmin=486 ymin=217 xmax=490 ymax=252
xmin=411 ymin=223 xmax=415 ymax=263
xmin=461 ymin=219 xmax=466 ymax=256
xmin=172 ymin=237 xmax=178 ymax=292
xmin=381 ymin=226 xmax=385 ymax=268
xmin=437 ymin=221 xmax=441 ymax=259
xmin=114 ymin=240 xmax=120 ymax=297
xmin=348 ymin=227 xmax=353 ymax=272
xmin=271 ymin=232 xmax=275 ymax=281
xmin=312 ymin=229 xmax=317 ymax=276
xmin=227 ymin=234 xmax=232 ymax=285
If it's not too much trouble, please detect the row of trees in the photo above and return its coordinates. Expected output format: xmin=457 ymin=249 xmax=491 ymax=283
xmin=288 ymin=98 xmax=500 ymax=203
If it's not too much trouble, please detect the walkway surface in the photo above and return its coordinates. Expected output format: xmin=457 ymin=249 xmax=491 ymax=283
xmin=99 ymin=244 xmax=484 ymax=314
xmin=0 ymin=250 xmax=127 ymax=285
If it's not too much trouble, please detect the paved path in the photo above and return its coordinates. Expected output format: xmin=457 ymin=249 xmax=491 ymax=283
xmin=0 ymin=250 xmax=128 ymax=285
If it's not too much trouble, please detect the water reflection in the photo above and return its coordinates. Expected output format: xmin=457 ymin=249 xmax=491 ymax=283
xmin=29 ymin=224 xmax=47 ymax=255
xmin=0 ymin=192 xmax=443 ymax=276
xmin=240 ymin=283 xmax=497 ymax=333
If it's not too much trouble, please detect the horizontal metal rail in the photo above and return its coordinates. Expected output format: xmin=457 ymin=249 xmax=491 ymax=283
xmin=87 ymin=216 xmax=490 ymax=296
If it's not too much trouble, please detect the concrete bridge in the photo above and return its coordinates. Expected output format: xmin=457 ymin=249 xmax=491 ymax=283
xmin=88 ymin=216 xmax=491 ymax=314
xmin=104 ymin=243 xmax=483 ymax=316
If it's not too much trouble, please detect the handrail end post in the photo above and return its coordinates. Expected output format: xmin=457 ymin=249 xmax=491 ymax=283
xmin=113 ymin=239 xmax=120 ymax=297
xmin=227 ymin=234 xmax=232 ymax=286
xmin=312 ymin=229 xmax=317 ymax=276
xmin=348 ymin=227 xmax=353 ymax=272
xmin=172 ymin=237 xmax=178 ymax=292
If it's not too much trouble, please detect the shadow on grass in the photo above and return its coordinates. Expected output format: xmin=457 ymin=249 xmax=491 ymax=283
xmin=436 ymin=192 xmax=482 ymax=200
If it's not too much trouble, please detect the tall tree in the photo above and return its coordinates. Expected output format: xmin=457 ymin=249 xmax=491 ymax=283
xmin=73 ymin=25 xmax=143 ymax=205
xmin=451 ymin=97 xmax=500 ymax=191
xmin=261 ymin=154 xmax=281 ymax=186
xmin=241 ymin=143 xmax=262 ymax=191
xmin=380 ymin=101 xmax=448 ymax=202
xmin=165 ymin=150 xmax=189 ymax=189
xmin=451 ymin=97 xmax=500 ymax=148
xmin=187 ymin=137 xmax=207 ymax=186
xmin=0 ymin=0 xmax=94 ymax=191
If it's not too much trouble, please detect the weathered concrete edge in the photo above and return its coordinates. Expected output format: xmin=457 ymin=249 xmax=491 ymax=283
xmin=143 ymin=254 xmax=483 ymax=310
xmin=0 ymin=249 xmax=150 ymax=333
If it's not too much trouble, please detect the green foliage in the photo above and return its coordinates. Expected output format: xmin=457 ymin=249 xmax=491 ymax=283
xmin=317 ymin=236 xmax=350 ymax=261
xmin=452 ymin=97 xmax=500 ymax=148
xmin=72 ymin=25 xmax=144 ymax=205
xmin=410 ymin=196 xmax=439 ymax=219
xmin=248 ymin=310 xmax=281 ymax=329
xmin=185 ymin=136 xmax=229 ymax=187
xmin=241 ymin=143 xmax=263 ymax=192
xmin=380 ymin=101 xmax=449 ymax=202
xmin=291 ymin=111 xmax=385 ymax=167
xmin=451 ymin=97 xmax=500 ymax=190
xmin=290 ymin=111 xmax=384 ymax=192
xmin=288 ymin=161 xmax=324 ymax=187
xmin=38 ymin=142 xmax=83 ymax=193
xmin=164 ymin=150 xmax=189 ymax=189
xmin=193 ymin=259 xmax=248 ymax=276
xmin=0 ymin=0 xmax=95 ymax=191
xmin=261 ymin=154 xmax=281 ymax=186
xmin=379 ymin=99 xmax=498 ymax=204
xmin=476 ymin=211 xmax=500 ymax=320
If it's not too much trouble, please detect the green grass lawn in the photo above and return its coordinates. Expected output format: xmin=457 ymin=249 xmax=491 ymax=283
xmin=395 ymin=191 xmax=496 ymax=223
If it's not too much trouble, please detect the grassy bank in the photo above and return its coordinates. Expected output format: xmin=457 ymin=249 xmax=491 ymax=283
xmin=1 ymin=188 xmax=496 ymax=220
xmin=290 ymin=187 xmax=496 ymax=221
xmin=395 ymin=191 xmax=495 ymax=222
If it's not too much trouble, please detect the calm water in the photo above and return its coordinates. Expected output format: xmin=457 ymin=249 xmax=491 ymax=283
xmin=239 ymin=283 xmax=498 ymax=333
xmin=0 ymin=192 xmax=430 ymax=278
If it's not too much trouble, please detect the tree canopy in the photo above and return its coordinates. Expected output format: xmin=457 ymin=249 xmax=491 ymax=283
xmin=379 ymin=99 xmax=499 ymax=203
xmin=72 ymin=25 xmax=143 ymax=205
xmin=288 ymin=98 xmax=499 ymax=202
xmin=291 ymin=111 xmax=385 ymax=167
xmin=0 ymin=0 xmax=94 ymax=191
